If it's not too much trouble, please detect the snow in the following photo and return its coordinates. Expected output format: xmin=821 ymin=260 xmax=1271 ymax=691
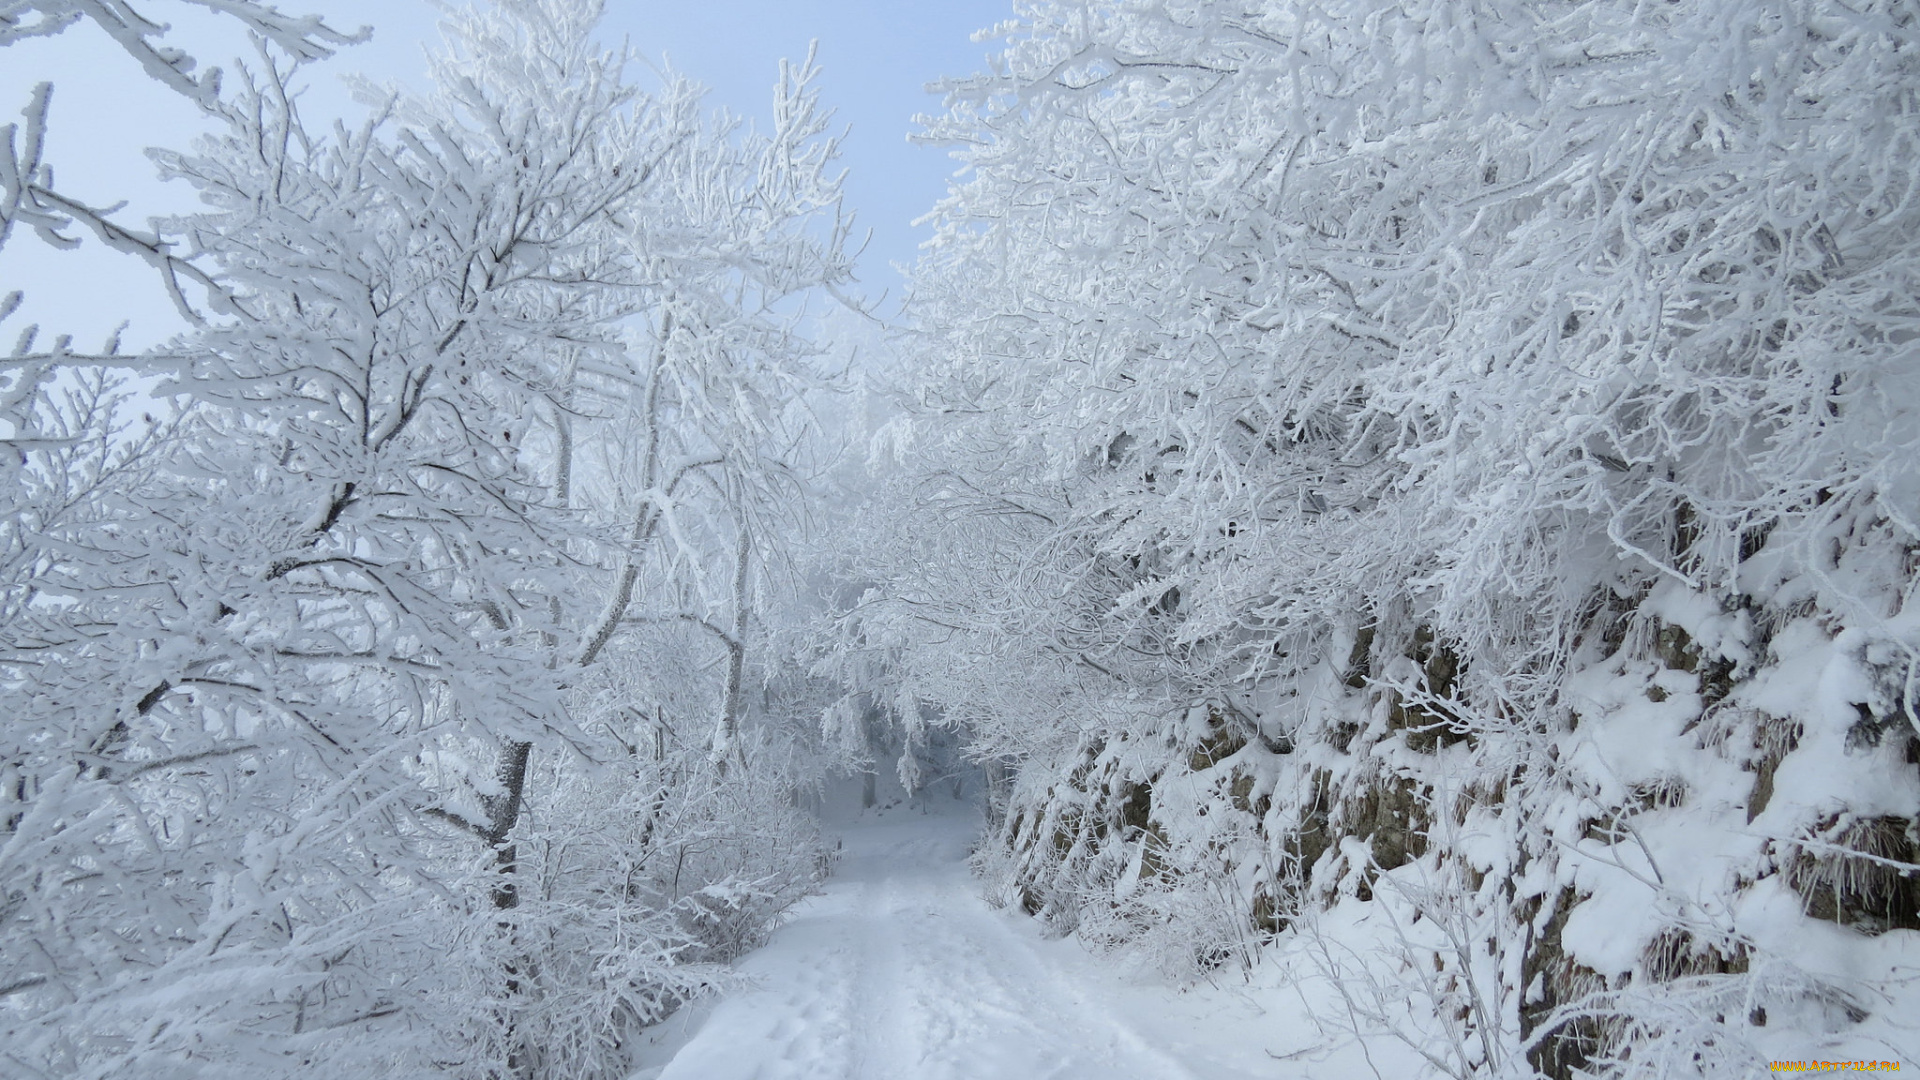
xmin=631 ymin=791 xmax=1356 ymax=1080
xmin=10 ymin=0 xmax=1920 ymax=1074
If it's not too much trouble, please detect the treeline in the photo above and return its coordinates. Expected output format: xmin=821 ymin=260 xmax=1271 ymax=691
xmin=2 ymin=3 xmax=853 ymax=1077
xmin=843 ymin=1 xmax=1920 ymax=1075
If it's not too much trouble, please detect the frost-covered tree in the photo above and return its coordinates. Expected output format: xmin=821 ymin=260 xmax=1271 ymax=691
xmin=1 ymin=2 xmax=852 ymax=1076
xmin=0 ymin=1 xmax=363 ymax=311
xmin=491 ymin=28 xmax=856 ymax=1079
xmin=2 ymin=0 xmax=361 ymax=751
xmin=876 ymin=1 xmax=1920 ymax=1074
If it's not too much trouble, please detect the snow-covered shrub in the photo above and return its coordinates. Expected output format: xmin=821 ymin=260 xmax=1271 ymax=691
xmin=492 ymin=724 xmax=828 ymax=1080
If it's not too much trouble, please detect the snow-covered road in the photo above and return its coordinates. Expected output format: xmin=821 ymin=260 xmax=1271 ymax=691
xmin=632 ymin=798 xmax=1303 ymax=1080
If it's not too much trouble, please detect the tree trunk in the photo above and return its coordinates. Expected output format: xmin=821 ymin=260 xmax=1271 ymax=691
xmin=483 ymin=740 xmax=532 ymax=910
xmin=713 ymin=529 xmax=750 ymax=769
xmin=860 ymin=702 xmax=884 ymax=808
xmin=984 ymin=757 xmax=1011 ymax=831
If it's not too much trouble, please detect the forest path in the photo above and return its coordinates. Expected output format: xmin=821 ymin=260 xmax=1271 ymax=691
xmin=631 ymin=795 xmax=1294 ymax=1080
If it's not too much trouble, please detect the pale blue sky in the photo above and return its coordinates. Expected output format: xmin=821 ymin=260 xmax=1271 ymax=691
xmin=0 ymin=0 xmax=1013 ymax=346
xmin=603 ymin=1 xmax=1012 ymax=302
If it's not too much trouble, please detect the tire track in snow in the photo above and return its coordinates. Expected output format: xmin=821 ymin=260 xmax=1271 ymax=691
xmin=884 ymin=834 xmax=1204 ymax=1080
xmin=648 ymin=804 xmax=1209 ymax=1080
xmin=848 ymin=870 xmax=910 ymax=1079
